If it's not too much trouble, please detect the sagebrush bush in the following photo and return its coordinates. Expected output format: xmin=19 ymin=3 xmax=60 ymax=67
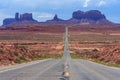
xmin=0 ymin=49 xmax=4 ymax=54
xmin=14 ymin=58 xmax=21 ymax=63
xmin=13 ymin=51 xmax=19 ymax=56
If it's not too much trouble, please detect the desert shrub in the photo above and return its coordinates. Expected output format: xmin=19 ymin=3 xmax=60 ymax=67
xmin=14 ymin=59 xmax=21 ymax=63
xmin=14 ymin=56 xmax=27 ymax=63
xmin=19 ymin=56 xmax=27 ymax=61
xmin=92 ymin=49 xmax=98 ymax=54
xmin=92 ymin=49 xmax=98 ymax=52
xmin=82 ymin=49 xmax=89 ymax=54
xmin=99 ymin=57 xmax=105 ymax=61
xmin=19 ymin=46 xmax=28 ymax=52
xmin=75 ymin=50 xmax=80 ymax=54
xmin=30 ymin=55 xmax=35 ymax=60
xmin=116 ymin=60 xmax=120 ymax=64
xmin=0 ymin=45 xmax=3 ymax=48
xmin=13 ymin=51 xmax=19 ymax=56
xmin=0 ymin=49 xmax=4 ymax=54
xmin=41 ymin=42 xmax=45 ymax=44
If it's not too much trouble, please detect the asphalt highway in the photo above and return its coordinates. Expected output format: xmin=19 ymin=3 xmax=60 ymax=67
xmin=0 ymin=27 xmax=120 ymax=80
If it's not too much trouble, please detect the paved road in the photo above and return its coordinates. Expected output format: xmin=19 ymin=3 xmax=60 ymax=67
xmin=0 ymin=27 xmax=120 ymax=80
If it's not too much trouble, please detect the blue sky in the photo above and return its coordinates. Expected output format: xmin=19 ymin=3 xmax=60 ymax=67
xmin=0 ymin=0 xmax=120 ymax=25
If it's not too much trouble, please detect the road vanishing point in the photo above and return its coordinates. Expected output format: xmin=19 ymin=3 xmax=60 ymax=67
xmin=0 ymin=27 xmax=120 ymax=80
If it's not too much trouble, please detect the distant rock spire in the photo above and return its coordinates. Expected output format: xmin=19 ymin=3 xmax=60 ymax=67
xmin=46 ymin=14 xmax=64 ymax=23
xmin=15 ymin=12 xmax=19 ymax=21
xmin=53 ymin=14 xmax=59 ymax=20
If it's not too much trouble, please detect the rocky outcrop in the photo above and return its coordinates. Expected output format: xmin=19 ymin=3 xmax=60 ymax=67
xmin=0 ymin=43 xmax=47 ymax=66
xmin=92 ymin=46 xmax=120 ymax=64
xmin=3 ymin=13 xmax=37 ymax=25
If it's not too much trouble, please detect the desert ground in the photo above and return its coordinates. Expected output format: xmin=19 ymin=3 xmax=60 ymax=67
xmin=0 ymin=24 xmax=120 ymax=66
xmin=69 ymin=24 xmax=120 ymax=66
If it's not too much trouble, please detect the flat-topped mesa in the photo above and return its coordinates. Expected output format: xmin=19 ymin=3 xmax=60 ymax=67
xmin=20 ymin=13 xmax=34 ymax=21
xmin=70 ymin=10 xmax=111 ymax=24
xmin=72 ymin=10 xmax=84 ymax=20
xmin=3 ymin=12 xmax=37 ymax=25
xmin=72 ymin=10 xmax=106 ymax=20
xmin=86 ymin=10 xmax=106 ymax=20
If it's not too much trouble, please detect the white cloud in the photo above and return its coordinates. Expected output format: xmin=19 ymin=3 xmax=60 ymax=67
xmin=98 ymin=0 xmax=106 ymax=6
xmin=37 ymin=13 xmax=54 ymax=18
xmin=35 ymin=12 xmax=54 ymax=21
xmin=83 ymin=0 xmax=91 ymax=7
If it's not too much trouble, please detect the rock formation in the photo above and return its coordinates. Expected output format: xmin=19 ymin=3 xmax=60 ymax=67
xmin=72 ymin=10 xmax=106 ymax=20
xmin=3 ymin=10 xmax=112 ymax=25
xmin=47 ymin=14 xmax=64 ymax=23
xmin=3 ymin=13 xmax=37 ymax=25
xmin=72 ymin=10 xmax=84 ymax=20
xmin=70 ymin=10 xmax=111 ymax=24
xmin=46 ymin=10 xmax=111 ymax=24
xmin=3 ymin=18 xmax=16 ymax=26
xmin=15 ymin=13 xmax=19 ymax=21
